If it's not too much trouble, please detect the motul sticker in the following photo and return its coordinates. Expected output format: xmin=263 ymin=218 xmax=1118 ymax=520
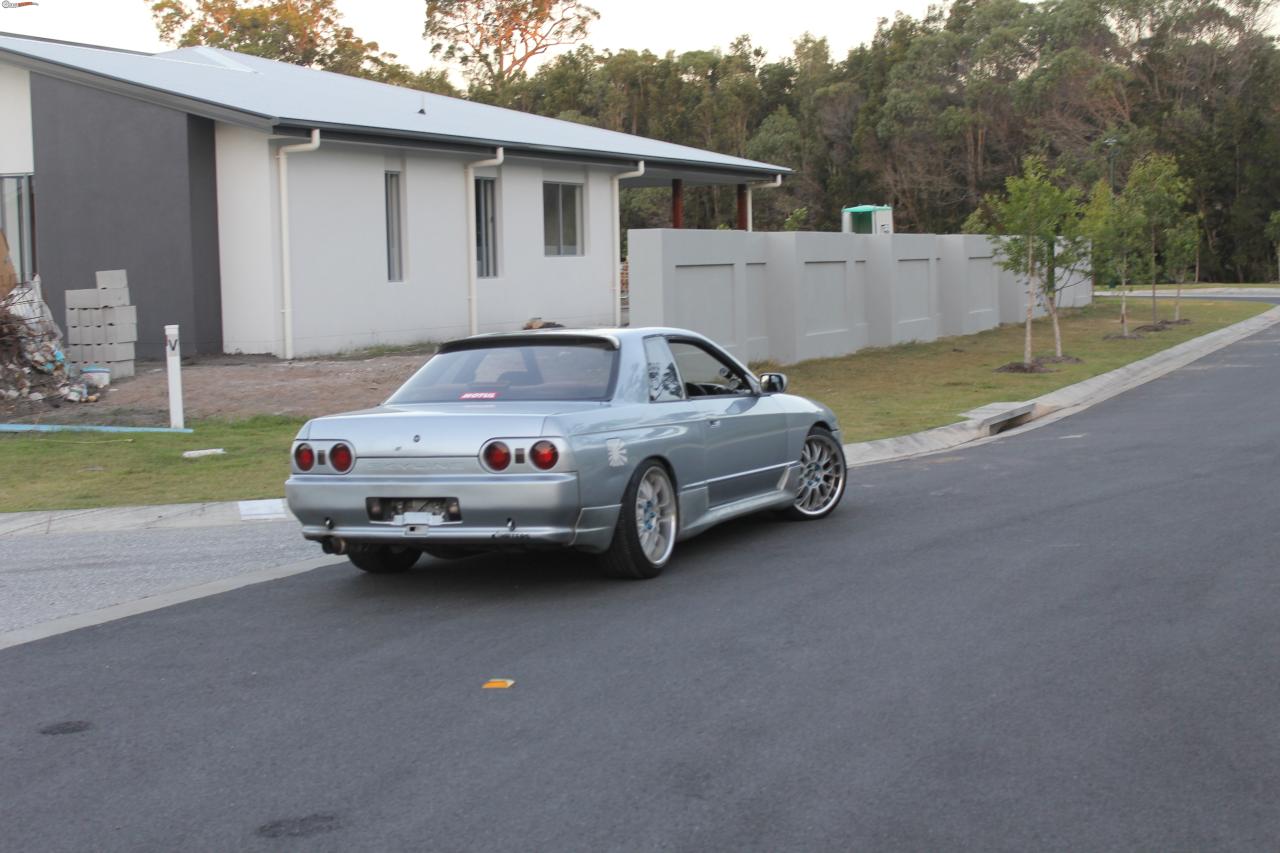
xmin=460 ymin=391 xmax=498 ymax=400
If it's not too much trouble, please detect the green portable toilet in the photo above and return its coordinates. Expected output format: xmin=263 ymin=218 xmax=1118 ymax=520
xmin=841 ymin=204 xmax=894 ymax=234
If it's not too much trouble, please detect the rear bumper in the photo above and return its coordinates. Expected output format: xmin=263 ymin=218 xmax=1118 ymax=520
xmin=285 ymin=472 xmax=619 ymax=553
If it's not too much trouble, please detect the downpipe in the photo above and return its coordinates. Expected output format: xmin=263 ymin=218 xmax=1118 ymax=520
xmin=465 ymin=147 xmax=505 ymax=335
xmin=277 ymin=129 xmax=322 ymax=361
xmin=746 ymin=173 xmax=783 ymax=232
xmin=612 ymin=160 xmax=645 ymax=326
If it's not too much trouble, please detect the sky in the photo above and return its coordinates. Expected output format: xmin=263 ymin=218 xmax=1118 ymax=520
xmin=0 ymin=0 xmax=939 ymax=72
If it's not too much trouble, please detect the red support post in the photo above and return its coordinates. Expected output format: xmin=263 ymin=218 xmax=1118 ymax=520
xmin=736 ymin=183 xmax=749 ymax=230
xmin=671 ymin=178 xmax=684 ymax=229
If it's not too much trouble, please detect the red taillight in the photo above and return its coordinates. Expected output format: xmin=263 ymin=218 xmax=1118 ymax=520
xmin=483 ymin=441 xmax=511 ymax=471
xmin=529 ymin=440 xmax=559 ymax=470
xmin=329 ymin=443 xmax=354 ymax=473
xmin=294 ymin=443 xmax=315 ymax=472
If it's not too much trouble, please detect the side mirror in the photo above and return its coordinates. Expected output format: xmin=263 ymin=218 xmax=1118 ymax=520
xmin=759 ymin=372 xmax=788 ymax=394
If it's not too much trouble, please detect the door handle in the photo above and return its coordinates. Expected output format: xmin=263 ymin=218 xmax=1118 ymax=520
xmin=707 ymin=418 xmax=721 ymax=428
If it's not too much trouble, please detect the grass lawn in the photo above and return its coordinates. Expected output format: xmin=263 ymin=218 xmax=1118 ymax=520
xmin=0 ymin=298 xmax=1269 ymax=512
xmin=1114 ymin=282 xmax=1280 ymax=290
xmin=761 ymin=298 xmax=1269 ymax=443
xmin=0 ymin=415 xmax=304 ymax=513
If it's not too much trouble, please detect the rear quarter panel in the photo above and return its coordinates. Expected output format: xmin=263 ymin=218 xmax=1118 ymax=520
xmin=551 ymin=403 xmax=705 ymax=509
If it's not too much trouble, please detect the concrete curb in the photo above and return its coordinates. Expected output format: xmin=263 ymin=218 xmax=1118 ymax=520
xmin=4 ymin=306 xmax=1278 ymax=533
xmin=843 ymin=305 xmax=1280 ymax=467
xmin=0 ymin=498 xmax=288 ymax=539
xmin=1097 ymin=287 xmax=1280 ymax=298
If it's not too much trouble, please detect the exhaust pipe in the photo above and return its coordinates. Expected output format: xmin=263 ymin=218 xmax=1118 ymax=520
xmin=321 ymin=536 xmax=347 ymax=555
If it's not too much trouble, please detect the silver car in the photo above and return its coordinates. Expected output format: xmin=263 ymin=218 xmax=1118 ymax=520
xmin=286 ymin=328 xmax=846 ymax=579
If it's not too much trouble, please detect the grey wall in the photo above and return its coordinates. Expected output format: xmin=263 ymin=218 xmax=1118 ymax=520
xmin=630 ymin=229 xmax=1092 ymax=366
xmin=29 ymin=74 xmax=221 ymax=357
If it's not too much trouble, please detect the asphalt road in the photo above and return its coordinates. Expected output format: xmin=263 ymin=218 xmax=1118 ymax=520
xmin=2 ymin=325 xmax=1279 ymax=851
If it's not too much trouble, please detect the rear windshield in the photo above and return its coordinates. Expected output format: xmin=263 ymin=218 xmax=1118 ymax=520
xmin=388 ymin=342 xmax=618 ymax=403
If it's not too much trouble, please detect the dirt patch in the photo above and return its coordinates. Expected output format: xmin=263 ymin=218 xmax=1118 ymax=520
xmin=1037 ymin=355 xmax=1085 ymax=365
xmin=1 ymin=352 xmax=427 ymax=425
xmin=995 ymin=361 xmax=1055 ymax=374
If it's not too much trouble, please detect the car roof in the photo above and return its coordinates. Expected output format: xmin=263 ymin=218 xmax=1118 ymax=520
xmin=441 ymin=327 xmax=709 ymax=350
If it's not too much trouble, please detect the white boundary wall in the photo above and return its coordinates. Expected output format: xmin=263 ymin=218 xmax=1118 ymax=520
xmin=629 ymin=229 xmax=1092 ymax=366
xmin=939 ymin=234 xmax=999 ymax=336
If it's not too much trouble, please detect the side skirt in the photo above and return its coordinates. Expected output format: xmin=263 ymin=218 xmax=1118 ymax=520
xmin=676 ymin=464 xmax=801 ymax=542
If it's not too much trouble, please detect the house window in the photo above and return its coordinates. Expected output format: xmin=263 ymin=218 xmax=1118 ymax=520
xmin=0 ymin=175 xmax=34 ymax=284
xmin=543 ymin=182 xmax=582 ymax=256
xmin=476 ymin=177 xmax=498 ymax=278
xmin=385 ymin=171 xmax=403 ymax=281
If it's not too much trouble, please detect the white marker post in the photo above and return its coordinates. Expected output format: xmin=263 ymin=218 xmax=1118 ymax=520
xmin=165 ymin=324 xmax=185 ymax=430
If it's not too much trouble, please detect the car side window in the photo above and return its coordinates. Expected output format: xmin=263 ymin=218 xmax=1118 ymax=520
xmin=668 ymin=341 xmax=752 ymax=398
xmin=644 ymin=336 xmax=685 ymax=402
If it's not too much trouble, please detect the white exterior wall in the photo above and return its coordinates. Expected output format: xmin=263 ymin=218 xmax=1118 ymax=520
xmin=0 ymin=64 xmax=33 ymax=175
xmin=630 ymin=229 xmax=1092 ymax=366
xmin=476 ymin=158 xmax=615 ymax=332
xmin=628 ymin=230 xmax=872 ymax=365
xmin=284 ymin=143 xmax=468 ymax=355
xmin=864 ymin=234 xmax=942 ymax=347
xmin=938 ymin=234 xmax=1000 ymax=336
xmin=215 ymin=123 xmax=282 ymax=354
xmin=628 ymin=229 xmax=769 ymax=363
xmin=998 ymin=266 xmax=1043 ymax=324
xmin=1057 ymin=265 xmax=1094 ymax=308
xmin=765 ymin=232 xmax=870 ymax=364
xmin=214 ymin=127 xmax=618 ymax=356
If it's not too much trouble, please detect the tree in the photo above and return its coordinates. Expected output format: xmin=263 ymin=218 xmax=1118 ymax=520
xmin=424 ymin=0 xmax=598 ymax=94
xmin=1163 ymin=215 xmax=1200 ymax=322
xmin=443 ymin=0 xmax=1280 ymax=269
xmin=1123 ymin=153 xmax=1191 ymax=323
xmin=1266 ymin=211 xmax=1280 ymax=283
xmin=146 ymin=0 xmax=455 ymax=93
xmin=1043 ymin=214 xmax=1094 ymax=355
xmin=1082 ymin=179 xmax=1146 ymax=338
xmin=968 ymin=156 xmax=1082 ymax=368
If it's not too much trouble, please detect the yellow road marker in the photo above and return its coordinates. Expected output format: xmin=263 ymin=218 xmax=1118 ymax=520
xmin=483 ymin=679 xmax=515 ymax=689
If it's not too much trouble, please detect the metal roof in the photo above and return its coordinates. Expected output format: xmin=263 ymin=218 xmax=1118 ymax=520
xmin=0 ymin=33 xmax=789 ymax=184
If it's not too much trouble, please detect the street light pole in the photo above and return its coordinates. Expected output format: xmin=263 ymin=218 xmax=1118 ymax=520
xmin=1104 ymin=137 xmax=1118 ymax=192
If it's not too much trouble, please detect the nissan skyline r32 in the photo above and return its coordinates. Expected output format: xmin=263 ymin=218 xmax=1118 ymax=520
xmin=286 ymin=328 xmax=847 ymax=579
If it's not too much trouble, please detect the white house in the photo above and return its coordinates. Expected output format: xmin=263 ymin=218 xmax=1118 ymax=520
xmin=0 ymin=33 xmax=788 ymax=358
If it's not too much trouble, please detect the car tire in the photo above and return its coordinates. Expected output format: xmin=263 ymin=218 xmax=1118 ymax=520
xmin=348 ymin=544 xmax=421 ymax=574
xmin=599 ymin=460 xmax=678 ymax=580
xmin=780 ymin=426 xmax=847 ymax=521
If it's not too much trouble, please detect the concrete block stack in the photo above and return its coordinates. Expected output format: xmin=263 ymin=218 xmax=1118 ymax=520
xmin=64 ymin=270 xmax=138 ymax=379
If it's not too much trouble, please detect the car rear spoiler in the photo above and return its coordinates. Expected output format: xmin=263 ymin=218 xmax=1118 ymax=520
xmin=438 ymin=333 xmax=621 ymax=353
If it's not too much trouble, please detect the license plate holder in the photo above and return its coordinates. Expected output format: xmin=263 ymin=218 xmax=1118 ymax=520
xmin=399 ymin=511 xmax=446 ymax=526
